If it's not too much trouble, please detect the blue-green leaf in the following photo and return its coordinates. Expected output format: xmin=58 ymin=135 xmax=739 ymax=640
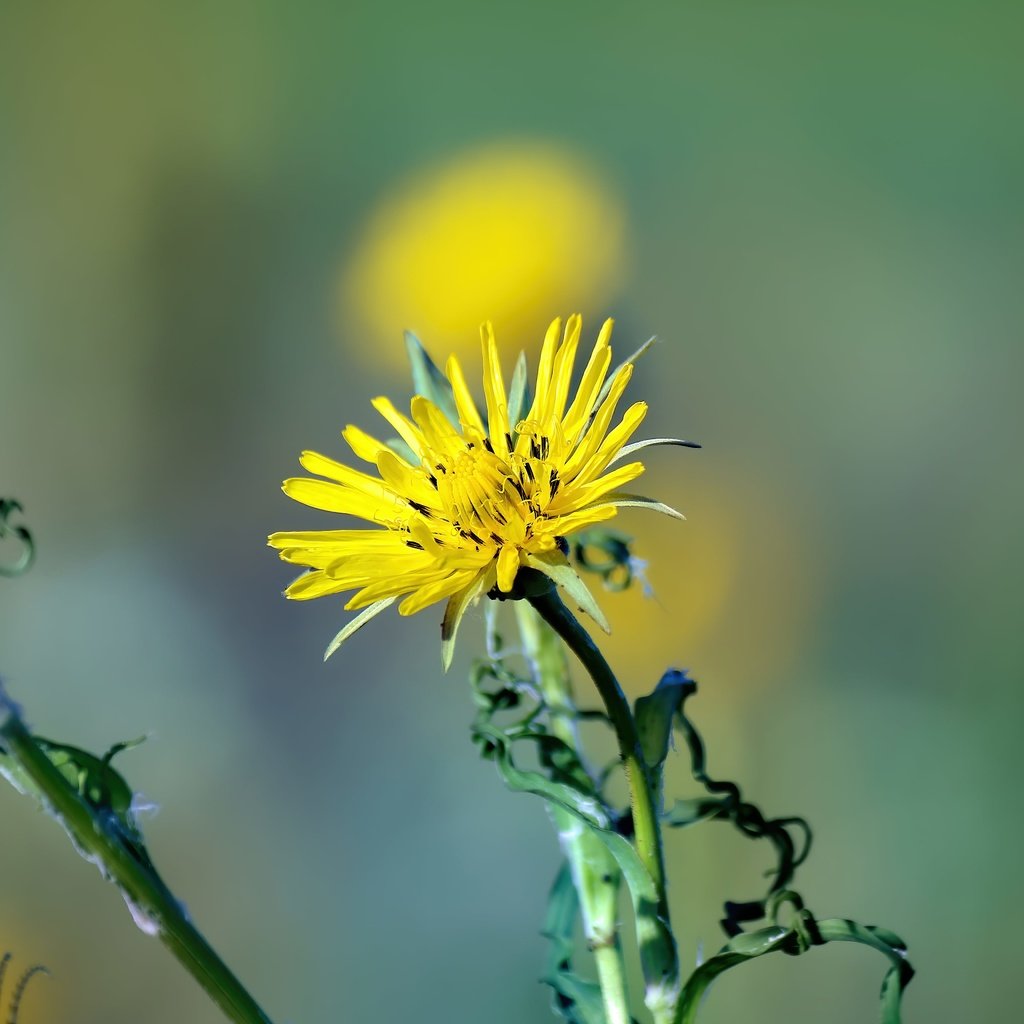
xmin=673 ymin=897 xmax=913 ymax=1024
xmin=634 ymin=669 xmax=694 ymax=775
xmin=541 ymin=862 xmax=608 ymax=1024
xmin=404 ymin=331 xmax=459 ymax=427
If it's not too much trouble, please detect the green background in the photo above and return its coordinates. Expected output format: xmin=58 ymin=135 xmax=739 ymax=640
xmin=1 ymin=3 xmax=1021 ymax=1022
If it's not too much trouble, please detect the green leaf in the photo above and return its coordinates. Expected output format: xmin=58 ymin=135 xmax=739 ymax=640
xmin=0 ymin=498 xmax=35 ymax=578
xmin=0 ymin=705 xmax=163 ymax=885
xmin=673 ymin=905 xmax=914 ymax=1024
xmin=663 ymin=796 xmax=727 ymax=828
xmin=664 ymin=673 xmax=813 ymax=935
xmin=634 ymin=670 xmax=695 ymax=775
xmin=404 ymin=331 xmax=459 ymax=428
xmin=571 ymin=529 xmax=637 ymax=593
xmin=541 ymin=862 xmax=608 ymax=1024
xmin=473 ymin=718 xmax=677 ymax=992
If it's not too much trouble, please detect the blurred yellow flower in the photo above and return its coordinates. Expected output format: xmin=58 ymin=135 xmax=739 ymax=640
xmin=340 ymin=141 xmax=626 ymax=369
xmin=270 ymin=316 xmax=688 ymax=668
xmin=600 ymin=469 xmax=821 ymax=696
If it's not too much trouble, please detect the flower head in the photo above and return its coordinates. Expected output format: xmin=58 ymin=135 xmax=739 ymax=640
xmin=270 ymin=316 xmax=693 ymax=667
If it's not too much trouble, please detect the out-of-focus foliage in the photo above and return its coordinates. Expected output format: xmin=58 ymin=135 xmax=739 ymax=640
xmin=2 ymin=2 xmax=1021 ymax=1022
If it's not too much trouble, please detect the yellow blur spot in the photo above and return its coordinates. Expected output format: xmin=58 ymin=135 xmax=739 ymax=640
xmin=340 ymin=140 xmax=626 ymax=368
xmin=599 ymin=467 xmax=821 ymax=697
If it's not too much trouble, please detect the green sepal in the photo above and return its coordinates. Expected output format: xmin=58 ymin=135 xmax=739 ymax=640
xmin=324 ymin=597 xmax=397 ymax=661
xmin=592 ymin=337 xmax=657 ymax=414
xmin=603 ymin=493 xmax=685 ymax=521
xmin=542 ymin=862 xmax=608 ymax=1024
xmin=524 ymin=554 xmax=610 ymax=633
xmin=404 ymin=330 xmax=459 ymax=428
xmin=506 ymin=351 xmax=531 ymax=431
xmin=608 ymin=438 xmax=701 ymax=466
xmin=385 ymin=436 xmax=418 ymax=465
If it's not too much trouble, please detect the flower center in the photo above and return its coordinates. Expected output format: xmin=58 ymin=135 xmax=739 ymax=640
xmin=423 ymin=424 xmax=560 ymax=553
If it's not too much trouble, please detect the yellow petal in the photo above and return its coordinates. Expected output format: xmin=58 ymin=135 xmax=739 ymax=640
xmin=496 ymin=544 xmax=521 ymax=593
xmin=561 ymin=318 xmax=613 ymax=439
xmin=284 ymin=569 xmax=350 ymax=600
xmin=298 ymin=451 xmax=398 ymax=500
xmin=526 ymin=317 xmax=562 ymax=424
xmin=480 ymin=321 xmax=511 ymax=458
xmin=445 ymin=354 xmax=486 ymax=433
xmin=343 ymin=425 xmax=393 ymax=464
xmin=282 ymin=478 xmax=404 ymax=522
xmin=371 ymin=396 xmax=426 ymax=457
xmin=399 ymin=569 xmax=478 ymax=616
xmin=546 ymin=314 xmax=582 ymax=424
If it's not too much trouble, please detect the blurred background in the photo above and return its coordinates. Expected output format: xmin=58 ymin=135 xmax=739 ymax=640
xmin=1 ymin=2 xmax=1021 ymax=1022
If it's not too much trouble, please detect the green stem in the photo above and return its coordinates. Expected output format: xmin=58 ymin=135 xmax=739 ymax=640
xmin=0 ymin=701 xmax=274 ymax=1024
xmin=528 ymin=591 xmax=670 ymax=911
xmin=528 ymin=588 xmax=678 ymax=1018
xmin=515 ymin=603 xmax=632 ymax=1024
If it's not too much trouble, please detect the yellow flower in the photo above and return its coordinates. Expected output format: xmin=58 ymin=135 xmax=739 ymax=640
xmin=270 ymin=315 xmax=688 ymax=668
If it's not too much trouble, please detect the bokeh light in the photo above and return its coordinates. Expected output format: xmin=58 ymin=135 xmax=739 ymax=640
xmin=598 ymin=463 xmax=822 ymax=697
xmin=340 ymin=140 xmax=626 ymax=368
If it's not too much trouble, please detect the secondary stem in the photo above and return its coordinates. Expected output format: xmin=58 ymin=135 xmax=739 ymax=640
xmin=528 ymin=589 xmax=676 ymax=987
xmin=0 ymin=701 xmax=274 ymax=1024
xmin=515 ymin=603 xmax=632 ymax=1024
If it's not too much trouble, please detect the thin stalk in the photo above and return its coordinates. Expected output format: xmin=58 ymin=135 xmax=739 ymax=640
xmin=515 ymin=603 xmax=632 ymax=1024
xmin=0 ymin=701 xmax=274 ymax=1024
xmin=528 ymin=588 xmax=678 ymax=1010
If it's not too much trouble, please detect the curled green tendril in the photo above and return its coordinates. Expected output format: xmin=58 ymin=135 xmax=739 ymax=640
xmin=571 ymin=528 xmax=639 ymax=592
xmin=0 ymin=500 xmax=35 ymax=578
xmin=0 ymin=953 xmax=50 ymax=1024
xmin=661 ymin=669 xmax=812 ymax=937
